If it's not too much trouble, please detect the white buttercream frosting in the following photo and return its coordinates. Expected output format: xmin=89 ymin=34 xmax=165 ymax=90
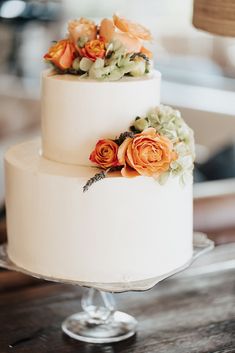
xmin=41 ymin=69 xmax=161 ymax=166
xmin=5 ymin=140 xmax=193 ymax=284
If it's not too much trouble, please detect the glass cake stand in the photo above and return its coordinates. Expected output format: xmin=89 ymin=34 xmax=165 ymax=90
xmin=0 ymin=232 xmax=214 ymax=344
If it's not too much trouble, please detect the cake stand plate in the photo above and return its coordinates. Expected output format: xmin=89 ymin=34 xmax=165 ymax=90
xmin=0 ymin=233 xmax=214 ymax=344
xmin=0 ymin=232 xmax=214 ymax=293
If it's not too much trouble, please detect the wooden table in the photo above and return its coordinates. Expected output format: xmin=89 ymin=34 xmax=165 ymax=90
xmin=0 ymin=243 xmax=234 ymax=353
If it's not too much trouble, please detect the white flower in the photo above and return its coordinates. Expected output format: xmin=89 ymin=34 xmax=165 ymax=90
xmin=130 ymin=58 xmax=146 ymax=77
xmin=79 ymin=57 xmax=93 ymax=71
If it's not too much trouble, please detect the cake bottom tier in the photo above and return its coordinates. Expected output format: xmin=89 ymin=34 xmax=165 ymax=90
xmin=5 ymin=140 xmax=193 ymax=284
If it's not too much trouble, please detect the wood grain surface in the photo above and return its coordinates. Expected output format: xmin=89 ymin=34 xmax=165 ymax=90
xmin=0 ymin=258 xmax=234 ymax=352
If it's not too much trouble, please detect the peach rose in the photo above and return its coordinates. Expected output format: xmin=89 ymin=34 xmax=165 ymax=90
xmin=90 ymin=139 xmax=120 ymax=169
xmin=44 ymin=39 xmax=76 ymax=70
xmin=113 ymin=14 xmax=152 ymax=41
xmin=118 ymin=128 xmax=177 ymax=178
xmin=79 ymin=39 xmax=105 ymax=61
xmin=68 ymin=18 xmax=97 ymax=49
xmin=100 ymin=15 xmax=152 ymax=53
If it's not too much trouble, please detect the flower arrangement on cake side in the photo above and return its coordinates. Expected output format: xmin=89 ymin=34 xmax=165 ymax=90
xmin=83 ymin=105 xmax=195 ymax=192
xmin=44 ymin=15 xmax=152 ymax=80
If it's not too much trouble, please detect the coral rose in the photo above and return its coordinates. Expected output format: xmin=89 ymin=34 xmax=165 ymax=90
xmin=118 ymin=128 xmax=177 ymax=178
xmin=79 ymin=39 xmax=105 ymax=61
xmin=68 ymin=18 xmax=97 ymax=49
xmin=100 ymin=15 xmax=152 ymax=53
xmin=44 ymin=39 xmax=76 ymax=70
xmin=90 ymin=139 xmax=120 ymax=169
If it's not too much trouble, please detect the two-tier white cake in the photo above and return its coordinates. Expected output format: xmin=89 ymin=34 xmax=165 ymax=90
xmin=4 ymin=15 xmax=194 ymax=287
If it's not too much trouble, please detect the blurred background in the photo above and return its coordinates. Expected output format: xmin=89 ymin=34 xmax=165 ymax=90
xmin=0 ymin=0 xmax=235 ymax=241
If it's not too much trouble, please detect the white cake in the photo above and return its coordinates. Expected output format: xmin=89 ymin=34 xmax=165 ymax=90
xmin=5 ymin=139 xmax=192 ymax=284
xmin=41 ymin=70 xmax=161 ymax=166
xmin=4 ymin=15 xmax=194 ymax=289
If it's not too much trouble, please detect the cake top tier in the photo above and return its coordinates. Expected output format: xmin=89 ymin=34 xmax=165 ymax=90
xmin=44 ymin=14 xmax=153 ymax=81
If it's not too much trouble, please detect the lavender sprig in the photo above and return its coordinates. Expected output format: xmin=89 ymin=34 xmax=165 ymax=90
xmin=83 ymin=170 xmax=107 ymax=193
xmin=83 ymin=166 xmax=122 ymax=193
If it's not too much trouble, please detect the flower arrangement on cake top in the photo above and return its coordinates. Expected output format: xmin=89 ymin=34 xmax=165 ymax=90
xmin=44 ymin=15 xmax=152 ymax=80
xmin=83 ymin=105 xmax=195 ymax=192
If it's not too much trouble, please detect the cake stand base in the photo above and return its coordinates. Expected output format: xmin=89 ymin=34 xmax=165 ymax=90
xmin=62 ymin=311 xmax=137 ymax=344
xmin=62 ymin=288 xmax=137 ymax=343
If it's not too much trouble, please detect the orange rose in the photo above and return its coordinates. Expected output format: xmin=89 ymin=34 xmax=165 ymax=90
xmin=90 ymin=139 xmax=120 ymax=169
xmin=79 ymin=39 xmax=106 ymax=61
xmin=100 ymin=15 xmax=152 ymax=54
xmin=68 ymin=18 xmax=97 ymax=49
xmin=44 ymin=39 xmax=76 ymax=70
xmin=118 ymin=128 xmax=177 ymax=178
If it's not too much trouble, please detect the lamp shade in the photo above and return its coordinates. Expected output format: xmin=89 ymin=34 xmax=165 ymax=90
xmin=193 ymin=0 xmax=235 ymax=37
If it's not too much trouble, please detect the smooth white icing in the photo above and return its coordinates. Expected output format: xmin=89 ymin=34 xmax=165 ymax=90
xmin=41 ymin=70 xmax=161 ymax=166
xmin=5 ymin=140 xmax=193 ymax=284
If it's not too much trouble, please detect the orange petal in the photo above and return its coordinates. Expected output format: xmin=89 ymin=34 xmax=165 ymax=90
xmin=59 ymin=43 xmax=74 ymax=69
xmin=100 ymin=18 xmax=115 ymax=42
xmin=139 ymin=127 xmax=157 ymax=137
xmin=134 ymin=165 xmax=154 ymax=177
xmin=140 ymin=46 xmax=153 ymax=59
xmin=126 ymin=142 xmax=136 ymax=168
xmin=117 ymin=137 xmax=132 ymax=165
xmin=121 ymin=165 xmax=139 ymax=178
xmin=113 ymin=14 xmax=129 ymax=33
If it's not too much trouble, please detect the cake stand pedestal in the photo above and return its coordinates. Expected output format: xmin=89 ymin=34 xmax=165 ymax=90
xmin=0 ymin=232 xmax=214 ymax=344
xmin=62 ymin=288 xmax=137 ymax=343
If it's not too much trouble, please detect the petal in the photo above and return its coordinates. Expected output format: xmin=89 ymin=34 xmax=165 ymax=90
xmin=121 ymin=165 xmax=139 ymax=178
xmin=113 ymin=14 xmax=130 ymax=33
xmin=134 ymin=165 xmax=152 ymax=177
xmin=113 ymin=14 xmax=152 ymax=41
xmin=100 ymin=18 xmax=115 ymax=42
xmin=59 ymin=43 xmax=74 ymax=69
xmin=140 ymin=46 xmax=153 ymax=58
xmin=117 ymin=137 xmax=132 ymax=165
xmin=127 ymin=141 xmax=139 ymax=167
xmin=139 ymin=127 xmax=157 ymax=137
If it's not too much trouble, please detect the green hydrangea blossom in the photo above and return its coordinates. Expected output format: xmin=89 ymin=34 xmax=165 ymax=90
xmin=69 ymin=40 xmax=150 ymax=81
